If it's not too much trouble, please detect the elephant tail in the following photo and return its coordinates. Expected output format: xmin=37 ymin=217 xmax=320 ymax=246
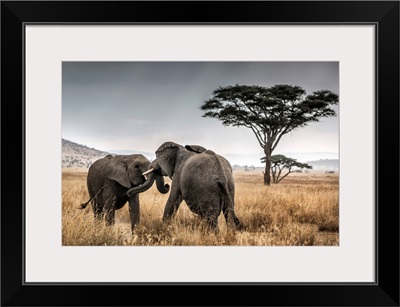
xmin=210 ymin=153 xmax=243 ymax=230
xmin=218 ymin=181 xmax=234 ymax=212
xmin=218 ymin=180 xmax=244 ymax=231
xmin=79 ymin=184 xmax=108 ymax=209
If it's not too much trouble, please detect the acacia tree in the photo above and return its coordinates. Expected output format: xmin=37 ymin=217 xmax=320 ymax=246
xmin=261 ymin=155 xmax=312 ymax=183
xmin=200 ymin=84 xmax=338 ymax=185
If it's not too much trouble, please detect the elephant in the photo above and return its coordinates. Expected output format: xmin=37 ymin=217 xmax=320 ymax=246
xmin=79 ymin=154 xmax=170 ymax=232
xmin=127 ymin=142 xmax=243 ymax=231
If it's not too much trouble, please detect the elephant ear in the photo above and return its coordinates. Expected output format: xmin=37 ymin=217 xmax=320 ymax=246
xmin=107 ymin=159 xmax=131 ymax=188
xmin=156 ymin=141 xmax=179 ymax=153
xmin=185 ymin=145 xmax=207 ymax=153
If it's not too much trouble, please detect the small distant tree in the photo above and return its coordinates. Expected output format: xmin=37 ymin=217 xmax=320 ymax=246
xmin=261 ymin=154 xmax=312 ymax=183
xmin=201 ymin=84 xmax=338 ymax=186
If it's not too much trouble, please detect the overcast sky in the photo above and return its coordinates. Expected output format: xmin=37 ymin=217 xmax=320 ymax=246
xmin=62 ymin=62 xmax=339 ymax=165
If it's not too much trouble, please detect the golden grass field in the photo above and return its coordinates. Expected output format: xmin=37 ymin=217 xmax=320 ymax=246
xmin=62 ymin=169 xmax=339 ymax=246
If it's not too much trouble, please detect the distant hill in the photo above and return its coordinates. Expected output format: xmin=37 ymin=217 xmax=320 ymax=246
xmin=62 ymin=139 xmax=110 ymax=168
xmin=232 ymin=158 xmax=339 ymax=172
xmin=224 ymin=152 xmax=338 ymax=167
xmin=306 ymin=159 xmax=339 ymax=171
xmin=279 ymin=152 xmax=338 ymax=163
xmin=62 ymin=139 xmax=155 ymax=168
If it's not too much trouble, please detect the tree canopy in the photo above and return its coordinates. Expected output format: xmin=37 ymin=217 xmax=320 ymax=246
xmin=201 ymin=84 xmax=338 ymax=151
xmin=201 ymin=84 xmax=338 ymax=185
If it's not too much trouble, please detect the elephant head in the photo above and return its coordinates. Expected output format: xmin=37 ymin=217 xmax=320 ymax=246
xmin=126 ymin=142 xmax=205 ymax=195
xmin=126 ymin=159 xmax=170 ymax=197
xmin=106 ymin=154 xmax=150 ymax=188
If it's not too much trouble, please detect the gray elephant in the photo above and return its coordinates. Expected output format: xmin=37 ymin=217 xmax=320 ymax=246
xmin=79 ymin=154 xmax=169 ymax=232
xmin=127 ymin=142 xmax=243 ymax=231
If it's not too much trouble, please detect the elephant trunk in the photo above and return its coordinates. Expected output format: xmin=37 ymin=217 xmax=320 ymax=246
xmin=126 ymin=170 xmax=169 ymax=197
xmin=155 ymin=173 xmax=170 ymax=194
xmin=148 ymin=160 xmax=169 ymax=193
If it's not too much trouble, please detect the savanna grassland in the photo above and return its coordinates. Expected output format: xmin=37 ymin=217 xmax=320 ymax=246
xmin=62 ymin=169 xmax=339 ymax=246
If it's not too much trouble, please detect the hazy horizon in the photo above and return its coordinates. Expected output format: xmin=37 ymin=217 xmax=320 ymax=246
xmin=63 ymin=137 xmax=338 ymax=167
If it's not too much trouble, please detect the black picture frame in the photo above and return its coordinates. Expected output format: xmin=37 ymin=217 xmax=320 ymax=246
xmin=1 ymin=1 xmax=399 ymax=306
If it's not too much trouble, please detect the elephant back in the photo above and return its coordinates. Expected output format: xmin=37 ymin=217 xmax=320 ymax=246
xmin=202 ymin=150 xmax=233 ymax=174
xmin=184 ymin=150 xmax=232 ymax=179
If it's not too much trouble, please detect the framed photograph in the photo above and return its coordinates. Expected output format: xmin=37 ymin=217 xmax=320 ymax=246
xmin=2 ymin=1 xmax=399 ymax=306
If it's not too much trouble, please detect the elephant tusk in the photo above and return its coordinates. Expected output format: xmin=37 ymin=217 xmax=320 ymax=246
xmin=142 ymin=168 xmax=155 ymax=176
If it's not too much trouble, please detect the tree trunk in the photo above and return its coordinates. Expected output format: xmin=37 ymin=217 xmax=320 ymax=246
xmin=263 ymin=145 xmax=272 ymax=186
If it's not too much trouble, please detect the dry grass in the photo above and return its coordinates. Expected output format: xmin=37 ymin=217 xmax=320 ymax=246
xmin=62 ymin=169 xmax=339 ymax=246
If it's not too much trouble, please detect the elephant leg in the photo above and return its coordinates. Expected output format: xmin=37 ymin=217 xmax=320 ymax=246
xmin=199 ymin=201 xmax=220 ymax=231
xmin=103 ymin=196 xmax=117 ymax=226
xmin=92 ymin=198 xmax=103 ymax=221
xmin=223 ymin=207 xmax=243 ymax=230
xmin=162 ymin=188 xmax=183 ymax=223
xmin=205 ymin=214 xmax=219 ymax=232
xmin=234 ymin=215 xmax=243 ymax=229
xmin=105 ymin=209 xmax=115 ymax=226
xmin=128 ymin=194 xmax=140 ymax=232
